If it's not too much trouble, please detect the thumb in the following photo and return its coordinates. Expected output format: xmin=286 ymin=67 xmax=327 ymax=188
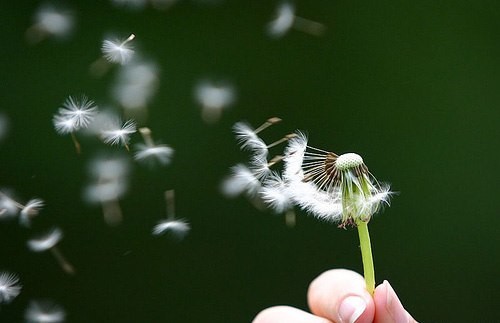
xmin=373 ymin=280 xmax=418 ymax=323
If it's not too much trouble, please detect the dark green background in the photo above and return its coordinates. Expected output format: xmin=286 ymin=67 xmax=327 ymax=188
xmin=1 ymin=1 xmax=499 ymax=322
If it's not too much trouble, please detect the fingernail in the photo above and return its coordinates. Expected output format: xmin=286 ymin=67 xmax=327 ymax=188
xmin=339 ymin=296 xmax=366 ymax=323
xmin=384 ymin=280 xmax=411 ymax=322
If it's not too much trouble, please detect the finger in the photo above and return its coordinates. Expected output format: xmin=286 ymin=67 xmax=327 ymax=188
xmin=253 ymin=306 xmax=333 ymax=323
xmin=307 ymin=269 xmax=375 ymax=323
xmin=373 ymin=280 xmax=418 ymax=323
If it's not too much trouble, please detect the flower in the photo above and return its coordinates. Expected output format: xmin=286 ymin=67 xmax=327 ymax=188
xmin=283 ymin=132 xmax=391 ymax=226
xmin=25 ymin=299 xmax=66 ymax=323
xmin=0 ymin=271 xmax=21 ymax=304
xmin=101 ymin=34 xmax=136 ymax=65
xmin=20 ymin=198 xmax=45 ymax=227
xmin=152 ymin=219 xmax=190 ymax=240
xmin=100 ymin=118 xmax=137 ymax=150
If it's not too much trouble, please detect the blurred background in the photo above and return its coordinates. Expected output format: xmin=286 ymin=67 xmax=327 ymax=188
xmin=1 ymin=0 xmax=499 ymax=322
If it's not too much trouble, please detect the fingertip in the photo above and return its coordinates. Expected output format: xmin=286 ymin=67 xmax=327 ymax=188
xmin=307 ymin=269 xmax=375 ymax=323
xmin=373 ymin=280 xmax=418 ymax=323
xmin=253 ymin=306 xmax=332 ymax=323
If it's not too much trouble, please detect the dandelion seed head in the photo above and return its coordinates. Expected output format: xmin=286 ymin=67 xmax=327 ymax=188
xmin=152 ymin=219 xmax=190 ymax=240
xmin=101 ymin=34 xmax=135 ymax=65
xmin=0 ymin=271 xmax=21 ymax=304
xmin=27 ymin=228 xmax=63 ymax=252
xmin=25 ymin=299 xmax=66 ymax=323
xmin=336 ymin=153 xmax=364 ymax=171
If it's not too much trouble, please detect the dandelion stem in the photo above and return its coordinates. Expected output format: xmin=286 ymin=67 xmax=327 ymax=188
xmin=102 ymin=199 xmax=123 ymax=226
xmin=356 ymin=220 xmax=375 ymax=295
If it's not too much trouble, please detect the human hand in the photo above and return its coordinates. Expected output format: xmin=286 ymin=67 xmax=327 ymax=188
xmin=253 ymin=269 xmax=417 ymax=323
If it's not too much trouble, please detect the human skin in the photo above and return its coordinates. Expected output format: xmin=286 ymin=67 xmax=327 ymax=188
xmin=253 ymin=269 xmax=417 ymax=323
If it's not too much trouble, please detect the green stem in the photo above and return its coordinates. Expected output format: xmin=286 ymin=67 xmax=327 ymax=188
xmin=356 ymin=220 xmax=375 ymax=295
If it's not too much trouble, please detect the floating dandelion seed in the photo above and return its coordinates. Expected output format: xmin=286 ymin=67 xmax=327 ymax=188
xmin=102 ymin=34 xmax=135 ymax=64
xmin=27 ymin=228 xmax=75 ymax=275
xmin=85 ymin=155 xmax=130 ymax=226
xmin=0 ymin=191 xmax=44 ymax=226
xmin=224 ymin=118 xmax=298 ymax=226
xmin=100 ymin=118 xmax=137 ymax=151
xmin=53 ymin=95 xmax=98 ymax=154
xmin=25 ymin=299 xmax=66 ymax=323
xmin=19 ymin=198 xmax=45 ymax=228
xmin=134 ymin=127 xmax=174 ymax=166
xmin=0 ymin=190 xmax=22 ymax=219
xmin=194 ymin=79 xmax=236 ymax=124
xmin=152 ymin=190 xmax=190 ymax=240
xmin=26 ymin=4 xmax=74 ymax=44
xmin=267 ymin=2 xmax=326 ymax=38
xmin=90 ymin=33 xmax=136 ymax=77
xmin=111 ymin=57 xmax=160 ymax=119
xmin=0 ymin=271 xmax=21 ymax=304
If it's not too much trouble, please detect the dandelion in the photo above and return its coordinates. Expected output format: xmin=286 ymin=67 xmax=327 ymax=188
xmin=27 ymin=228 xmax=75 ymax=275
xmin=100 ymin=118 xmax=137 ymax=151
xmin=53 ymin=95 xmax=98 ymax=154
xmin=0 ymin=271 xmax=21 ymax=304
xmin=25 ymin=4 xmax=74 ymax=44
xmin=25 ymin=300 xmax=66 ymax=323
xmin=280 ymin=131 xmax=392 ymax=294
xmin=267 ymin=2 xmax=326 ymax=38
xmin=229 ymin=119 xmax=393 ymax=294
xmin=152 ymin=190 xmax=190 ymax=240
xmin=194 ymin=79 xmax=236 ymax=124
xmin=84 ymin=155 xmax=130 ymax=226
xmin=134 ymin=127 xmax=174 ymax=166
